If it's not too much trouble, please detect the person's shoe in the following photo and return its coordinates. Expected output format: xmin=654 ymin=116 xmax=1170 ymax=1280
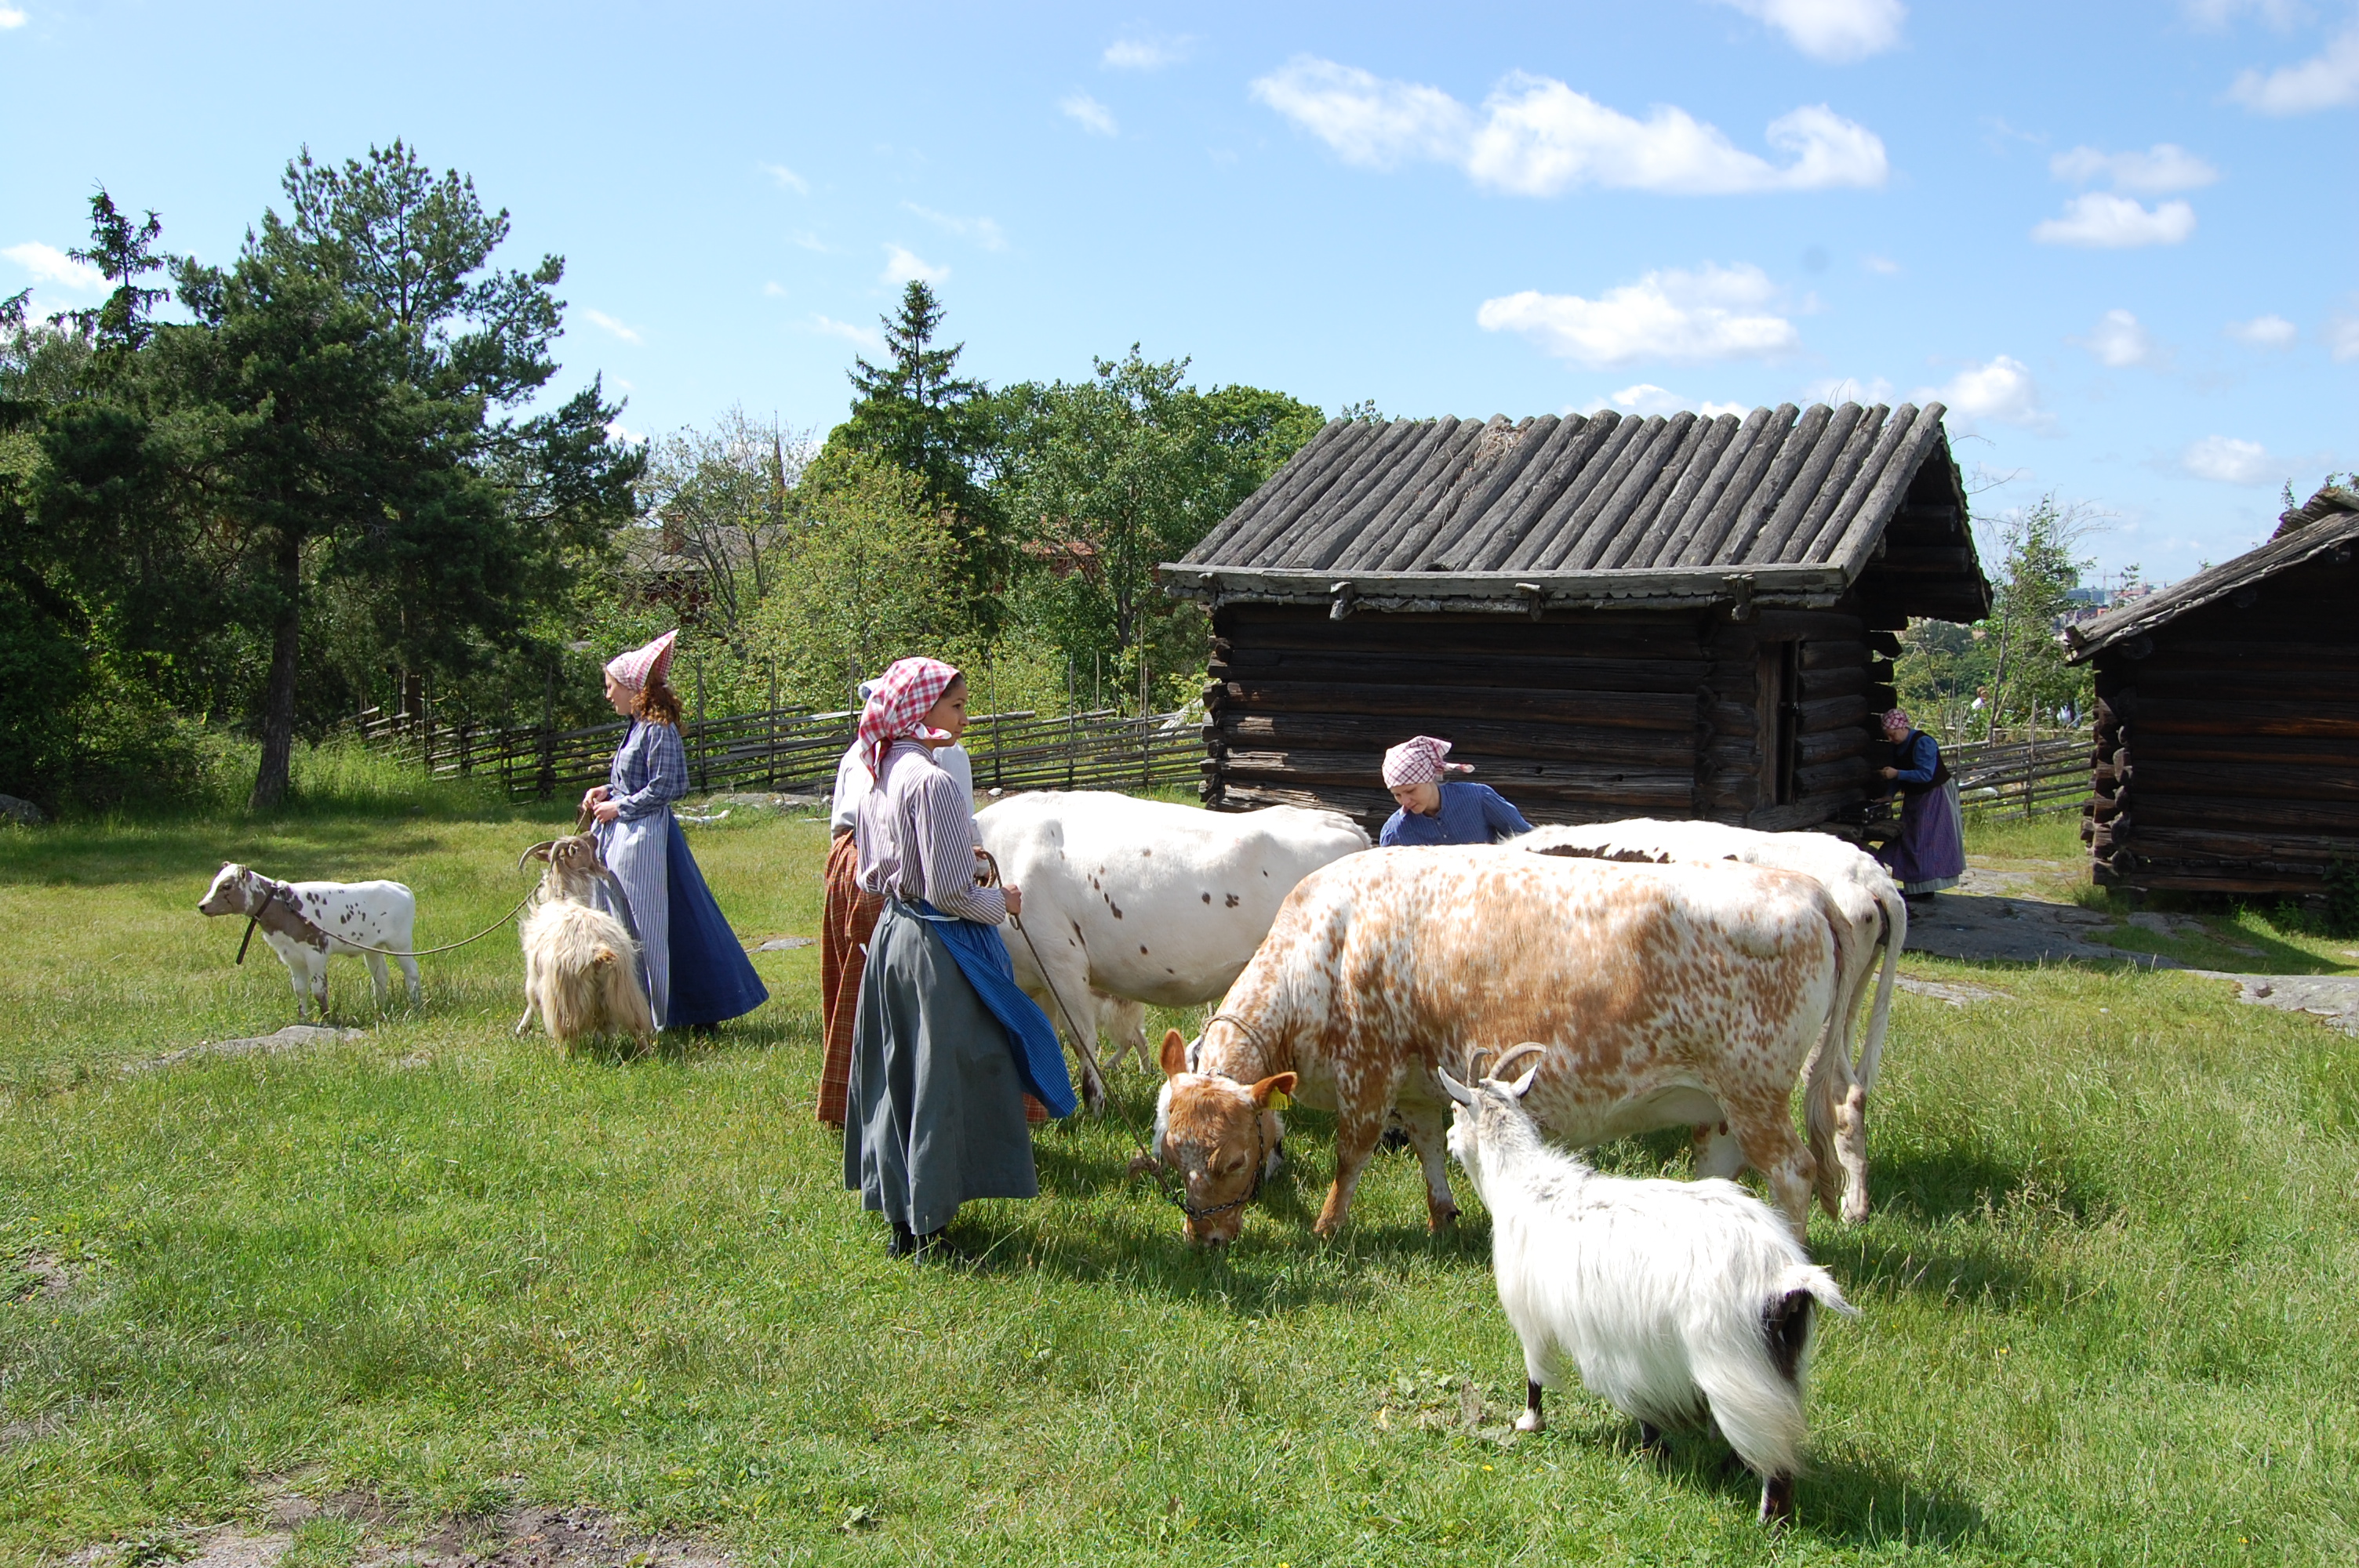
xmin=916 ymin=1228 xmax=956 ymax=1261
xmin=887 ymin=1223 xmax=917 ymax=1259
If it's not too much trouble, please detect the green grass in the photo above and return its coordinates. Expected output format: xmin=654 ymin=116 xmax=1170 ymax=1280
xmin=5 ymin=788 xmax=2359 ymax=1564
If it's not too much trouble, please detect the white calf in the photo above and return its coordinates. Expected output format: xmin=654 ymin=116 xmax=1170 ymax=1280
xmin=198 ymin=863 xmax=421 ymax=1022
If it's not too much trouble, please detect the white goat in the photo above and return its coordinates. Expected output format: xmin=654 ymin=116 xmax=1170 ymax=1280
xmin=198 ymin=863 xmax=421 ymax=1021
xmin=514 ymin=834 xmax=656 ymax=1053
xmin=1443 ymin=1045 xmax=1856 ymax=1526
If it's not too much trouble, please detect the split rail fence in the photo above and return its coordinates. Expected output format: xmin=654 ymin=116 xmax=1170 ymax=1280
xmin=352 ymin=704 xmax=1203 ymax=804
xmin=1945 ymin=733 xmax=2089 ymax=819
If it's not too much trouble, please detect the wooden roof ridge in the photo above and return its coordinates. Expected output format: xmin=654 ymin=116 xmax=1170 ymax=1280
xmin=2066 ymin=503 xmax=2359 ymax=662
xmin=1165 ymin=401 xmax=1971 ymax=612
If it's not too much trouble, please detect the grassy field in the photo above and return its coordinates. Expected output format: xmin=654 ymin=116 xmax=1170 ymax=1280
xmin=5 ymin=770 xmax=2358 ymax=1566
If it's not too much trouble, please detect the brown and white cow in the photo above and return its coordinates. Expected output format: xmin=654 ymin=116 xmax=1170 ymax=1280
xmin=1150 ymin=845 xmax=1850 ymax=1247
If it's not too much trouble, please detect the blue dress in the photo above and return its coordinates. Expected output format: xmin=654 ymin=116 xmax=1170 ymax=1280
xmin=594 ymin=720 xmax=769 ymax=1029
xmin=1379 ymin=781 xmax=1534 ymax=847
xmin=1882 ymin=730 xmax=1966 ymax=895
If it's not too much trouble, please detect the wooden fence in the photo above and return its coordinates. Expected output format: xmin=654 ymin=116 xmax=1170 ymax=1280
xmin=1944 ymin=733 xmax=2089 ymax=819
xmin=353 ymin=703 xmax=1204 ymax=803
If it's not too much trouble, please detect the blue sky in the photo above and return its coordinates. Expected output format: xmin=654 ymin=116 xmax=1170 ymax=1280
xmin=3 ymin=1 xmax=2353 ymax=585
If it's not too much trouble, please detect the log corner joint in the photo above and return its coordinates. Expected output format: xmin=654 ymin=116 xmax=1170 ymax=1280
xmin=1328 ymin=580 xmax=1356 ymax=621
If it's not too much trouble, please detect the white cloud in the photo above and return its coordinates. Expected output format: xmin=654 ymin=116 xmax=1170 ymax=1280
xmin=2226 ymin=313 xmax=2298 ymax=347
xmin=1478 ymin=263 xmax=1801 ymax=368
xmin=1061 ymin=93 xmax=1118 ymax=136
xmin=2030 ymin=192 xmax=2197 ymax=247
xmin=1579 ymin=384 xmax=1752 ymax=417
xmin=788 ymin=230 xmax=829 ymax=253
xmin=2 ymin=241 xmax=104 ymax=291
xmin=582 ymin=308 xmax=643 ymax=345
xmin=903 ymin=203 xmax=1008 ymax=251
xmin=1921 ymin=355 xmax=2052 ymax=430
xmin=1251 ymin=59 xmax=1470 ymax=169
xmin=2184 ymin=0 xmax=2306 ymax=29
xmin=761 ymin=281 xmax=788 ymax=298
xmin=812 ymin=314 xmax=884 ymax=353
xmin=1707 ymin=0 xmax=1906 ymax=62
xmin=1803 ymin=375 xmax=1896 ymax=404
xmin=2049 ymin=142 xmax=2219 ymax=193
xmin=2073 ymin=309 xmax=2159 ymax=368
xmin=0 ymin=6 xmax=24 ymax=28
xmin=605 ymin=420 xmax=647 ymax=445
xmin=758 ymin=162 xmax=809 ymax=195
xmin=2330 ymin=310 xmax=2359 ymax=361
xmin=1103 ymin=34 xmax=1191 ymax=70
xmin=1250 ymin=56 xmax=1887 ymax=194
xmin=2182 ymin=435 xmax=2279 ymax=484
xmin=879 ymin=244 xmax=948 ymax=286
xmin=1861 ymin=253 xmax=1902 ymax=274
xmin=2229 ymin=24 xmax=2359 ymax=111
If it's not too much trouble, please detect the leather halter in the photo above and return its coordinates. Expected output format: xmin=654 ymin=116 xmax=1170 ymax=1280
xmin=1157 ymin=1011 xmax=1277 ymax=1223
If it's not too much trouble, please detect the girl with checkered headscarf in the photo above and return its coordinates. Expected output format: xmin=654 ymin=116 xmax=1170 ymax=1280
xmin=845 ymin=659 xmax=1071 ymax=1259
xmin=1376 ymin=735 xmax=1532 ymax=848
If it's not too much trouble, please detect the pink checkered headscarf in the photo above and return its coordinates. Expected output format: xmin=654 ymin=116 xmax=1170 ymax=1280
xmin=605 ymin=630 xmax=677 ymax=693
xmin=860 ymin=657 xmax=961 ymax=778
xmin=1382 ymin=735 xmax=1474 ymax=789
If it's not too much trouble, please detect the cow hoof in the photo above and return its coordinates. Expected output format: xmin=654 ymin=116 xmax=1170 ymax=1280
xmin=1427 ymin=1205 xmax=1459 ymax=1232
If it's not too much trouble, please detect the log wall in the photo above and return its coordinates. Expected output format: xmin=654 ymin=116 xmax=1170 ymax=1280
xmin=2081 ymin=547 xmax=2359 ymax=897
xmin=1201 ymin=599 xmax=1896 ymax=831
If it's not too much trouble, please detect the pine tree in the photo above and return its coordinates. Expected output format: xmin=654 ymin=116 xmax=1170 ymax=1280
xmin=831 ymin=281 xmax=1005 ymax=618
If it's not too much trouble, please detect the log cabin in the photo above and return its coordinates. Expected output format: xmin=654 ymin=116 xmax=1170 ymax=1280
xmin=1160 ymin=402 xmax=1994 ymax=833
xmin=2068 ymin=484 xmax=2359 ymax=902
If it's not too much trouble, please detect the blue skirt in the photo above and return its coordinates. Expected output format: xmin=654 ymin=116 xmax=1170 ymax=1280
xmin=662 ymin=815 xmax=770 ymax=1028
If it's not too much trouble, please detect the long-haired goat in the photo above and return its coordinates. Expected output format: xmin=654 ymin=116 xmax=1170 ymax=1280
xmin=1444 ymin=1045 xmax=1856 ymax=1526
xmin=514 ymin=834 xmax=656 ymax=1053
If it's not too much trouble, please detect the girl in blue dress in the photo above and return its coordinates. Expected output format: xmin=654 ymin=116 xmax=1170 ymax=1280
xmin=1377 ymin=735 xmax=1532 ymax=848
xmin=580 ymin=630 xmax=769 ymax=1032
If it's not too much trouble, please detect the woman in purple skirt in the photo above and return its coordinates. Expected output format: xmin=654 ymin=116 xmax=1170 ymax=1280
xmin=1877 ymin=708 xmax=1965 ymax=902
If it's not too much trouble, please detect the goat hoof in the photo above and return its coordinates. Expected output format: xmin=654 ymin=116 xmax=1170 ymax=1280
xmin=1759 ymin=1474 xmax=1796 ymax=1527
xmin=1514 ymin=1410 xmax=1543 ymax=1434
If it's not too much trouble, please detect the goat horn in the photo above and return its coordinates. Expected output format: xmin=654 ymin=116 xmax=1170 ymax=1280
xmin=518 ymin=840 xmax=558 ymax=871
xmin=1466 ymin=1045 xmax=1498 ymax=1080
xmin=1490 ymin=1043 xmax=1547 ymax=1082
xmin=1435 ymin=1065 xmax=1477 ymax=1107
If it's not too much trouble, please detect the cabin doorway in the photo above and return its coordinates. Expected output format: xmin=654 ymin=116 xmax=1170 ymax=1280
xmin=1757 ymin=642 xmax=1802 ymax=808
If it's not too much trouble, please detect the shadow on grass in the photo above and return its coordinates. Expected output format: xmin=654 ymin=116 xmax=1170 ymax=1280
xmin=1594 ymin=1423 xmax=1987 ymax=1550
xmin=0 ymin=819 xmax=509 ymax=890
xmin=1871 ymin=1138 xmax=2110 ymax=1225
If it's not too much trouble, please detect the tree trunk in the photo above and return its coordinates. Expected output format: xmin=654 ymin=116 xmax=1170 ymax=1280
xmin=248 ymin=535 xmax=303 ymax=811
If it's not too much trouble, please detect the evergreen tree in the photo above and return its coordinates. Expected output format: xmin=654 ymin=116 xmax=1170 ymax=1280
xmin=36 ymin=147 xmax=643 ymax=809
xmin=65 ymin=190 xmax=169 ymax=352
xmin=829 ymin=281 xmax=1005 ymax=616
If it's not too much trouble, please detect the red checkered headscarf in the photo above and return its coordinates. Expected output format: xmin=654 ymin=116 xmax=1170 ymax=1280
xmin=1382 ymin=735 xmax=1474 ymax=789
xmin=605 ymin=630 xmax=677 ymax=693
xmin=1881 ymin=708 xmax=1914 ymax=734
xmin=860 ymin=657 xmax=961 ymax=778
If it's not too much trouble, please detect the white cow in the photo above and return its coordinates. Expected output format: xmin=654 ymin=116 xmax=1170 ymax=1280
xmin=198 ymin=862 xmax=423 ymax=1022
xmin=974 ymin=792 xmax=1370 ymax=1109
xmin=1514 ymin=818 xmax=1906 ymax=1222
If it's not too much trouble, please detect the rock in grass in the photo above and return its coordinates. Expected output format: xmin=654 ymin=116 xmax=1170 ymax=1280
xmin=0 ymin=793 xmax=47 ymax=826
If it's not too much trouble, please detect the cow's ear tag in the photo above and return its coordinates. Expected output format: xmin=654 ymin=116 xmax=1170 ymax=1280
xmin=1266 ymin=1091 xmax=1291 ymax=1111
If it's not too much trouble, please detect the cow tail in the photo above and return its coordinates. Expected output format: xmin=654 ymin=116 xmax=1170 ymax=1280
xmin=1852 ymin=878 xmax=1907 ymax=1101
xmin=1801 ymin=884 xmax=1856 ymax=1217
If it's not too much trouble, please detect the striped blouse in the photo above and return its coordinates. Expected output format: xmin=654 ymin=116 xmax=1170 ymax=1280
xmin=855 ymin=740 xmax=1005 ymax=924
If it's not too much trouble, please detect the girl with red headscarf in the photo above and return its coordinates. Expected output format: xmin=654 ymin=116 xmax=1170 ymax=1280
xmin=843 ymin=658 xmax=1072 ymax=1259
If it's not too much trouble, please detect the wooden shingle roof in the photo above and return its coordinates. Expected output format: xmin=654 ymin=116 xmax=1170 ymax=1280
xmin=1165 ymin=401 xmax=1987 ymax=619
xmin=2066 ymin=491 xmax=2359 ymax=662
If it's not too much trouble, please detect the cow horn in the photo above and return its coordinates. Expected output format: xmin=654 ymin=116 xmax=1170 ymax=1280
xmin=518 ymin=840 xmax=558 ymax=870
xmin=1436 ymin=1065 xmax=1476 ymax=1107
xmin=1490 ymin=1043 xmax=1547 ymax=1083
